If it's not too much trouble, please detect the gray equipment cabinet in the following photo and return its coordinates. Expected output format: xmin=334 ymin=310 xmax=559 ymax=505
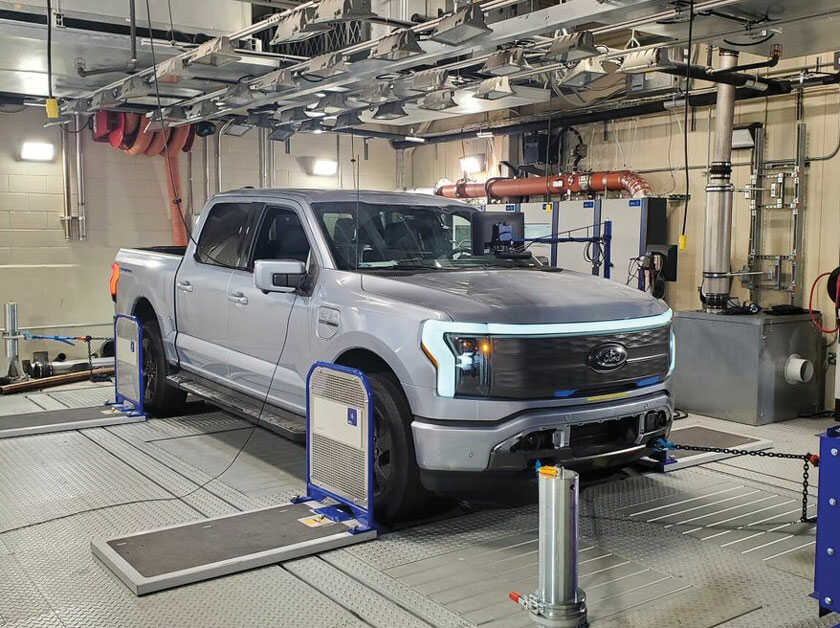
xmin=672 ymin=311 xmax=824 ymax=425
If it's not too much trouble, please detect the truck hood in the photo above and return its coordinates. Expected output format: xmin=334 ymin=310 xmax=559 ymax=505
xmin=361 ymin=269 xmax=668 ymax=324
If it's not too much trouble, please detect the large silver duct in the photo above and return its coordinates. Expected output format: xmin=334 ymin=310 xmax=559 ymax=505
xmin=702 ymin=49 xmax=738 ymax=312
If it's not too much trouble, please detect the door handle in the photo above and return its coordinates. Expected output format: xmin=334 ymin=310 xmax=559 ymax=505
xmin=176 ymin=280 xmax=193 ymax=293
xmin=228 ymin=291 xmax=248 ymax=305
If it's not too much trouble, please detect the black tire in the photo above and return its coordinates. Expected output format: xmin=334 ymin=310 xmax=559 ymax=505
xmin=141 ymin=320 xmax=186 ymax=416
xmin=368 ymin=372 xmax=429 ymax=523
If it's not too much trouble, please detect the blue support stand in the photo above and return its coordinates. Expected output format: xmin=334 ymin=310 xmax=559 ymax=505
xmin=291 ymin=362 xmax=376 ymax=534
xmin=813 ymin=425 xmax=840 ymax=619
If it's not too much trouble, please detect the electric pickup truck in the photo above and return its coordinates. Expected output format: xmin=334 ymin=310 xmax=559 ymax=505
xmin=112 ymin=188 xmax=674 ymax=521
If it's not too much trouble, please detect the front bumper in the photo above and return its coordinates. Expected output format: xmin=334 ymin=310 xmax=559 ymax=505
xmin=410 ymin=391 xmax=672 ymax=473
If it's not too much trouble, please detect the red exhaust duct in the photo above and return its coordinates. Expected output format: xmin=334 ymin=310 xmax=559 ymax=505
xmin=435 ymin=170 xmax=652 ymax=200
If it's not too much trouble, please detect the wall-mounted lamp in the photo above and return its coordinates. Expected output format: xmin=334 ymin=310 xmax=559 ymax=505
xmin=19 ymin=141 xmax=55 ymax=162
xmin=459 ymin=154 xmax=485 ymax=174
xmin=298 ymin=156 xmax=338 ymax=176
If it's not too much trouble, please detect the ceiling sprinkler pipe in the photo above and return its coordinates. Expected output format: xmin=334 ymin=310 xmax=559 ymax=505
xmin=434 ymin=170 xmax=652 ymax=200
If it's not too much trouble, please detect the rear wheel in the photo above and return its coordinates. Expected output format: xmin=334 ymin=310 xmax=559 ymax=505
xmin=140 ymin=320 xmax=186 ymax=416
xmin=367 ymin=372 xmax=429 ymax=523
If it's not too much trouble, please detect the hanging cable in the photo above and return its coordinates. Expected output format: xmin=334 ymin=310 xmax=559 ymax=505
xmin=680 ymin=0 xmax=695 ymax=242
xmin=808 ymin=271 xmax=840 ymax=335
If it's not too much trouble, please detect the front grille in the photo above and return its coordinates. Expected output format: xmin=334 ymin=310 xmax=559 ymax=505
xmin=489 ymin=325 xmax=670 ymax=399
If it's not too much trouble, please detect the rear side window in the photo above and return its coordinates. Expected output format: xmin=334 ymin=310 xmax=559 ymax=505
xmin=196 ymin=202 xmax=260 ymax=268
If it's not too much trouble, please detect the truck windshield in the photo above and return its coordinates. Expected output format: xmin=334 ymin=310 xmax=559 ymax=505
xmin=312 ymin=201 xmax=541 ymax=272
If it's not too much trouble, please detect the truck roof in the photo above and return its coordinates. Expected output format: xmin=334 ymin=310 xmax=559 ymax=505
xmin=212 ymin=187 xmax=475 ymax=208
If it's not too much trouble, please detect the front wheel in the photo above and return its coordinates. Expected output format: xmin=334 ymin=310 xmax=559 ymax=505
xmin=367 ymin=372 xmax=429 ymax=523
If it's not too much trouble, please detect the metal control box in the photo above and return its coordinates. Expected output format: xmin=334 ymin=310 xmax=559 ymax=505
xmin=672 ymin=311 xmax=824 ymax=424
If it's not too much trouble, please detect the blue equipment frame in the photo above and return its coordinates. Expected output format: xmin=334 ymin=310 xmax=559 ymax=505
xmin=111 ymin=314 xmax=146 ymax=418
xmin=294 ymin=362 xmax=376 ymax=533
xmin=813 ymin=425 xmax=840 ymax=618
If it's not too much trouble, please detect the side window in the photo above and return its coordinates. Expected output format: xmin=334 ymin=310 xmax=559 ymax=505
xmin=252 ymin=206 xmax=311 ymax=265
xmin=196 ymin=202 xmax=259 ymax=268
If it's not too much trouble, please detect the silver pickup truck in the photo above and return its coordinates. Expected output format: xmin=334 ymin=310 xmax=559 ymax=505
xmin=112 ymin=188 xmax=674 ymax=520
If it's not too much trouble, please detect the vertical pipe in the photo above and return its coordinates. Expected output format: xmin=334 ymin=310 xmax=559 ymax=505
xmin=186 ymin=148 xmax=194 ymax=219
xmin=537 ymin=466 xmax=586 ymax=627
xmin=702 ymin=49 xmax=738 ymax=311
xmin=216 ymin=132 xmax=223 ymax=193
xmin=3 ymin=303 xmax=20 ymax=379
xmin=75 ymin=113 xmax=87 ymax=240
xmin=257 ymin=127 xmax=266 ymax=188
xmin=266 ymin=128 xmax=274 ymax=187
xmin=60 ymin=124 xmax=72 ymax=240
xmin=336 ymin=133 xmax=342 ymax=188
xmin=203 ymin=135 xmax=211 ymax=204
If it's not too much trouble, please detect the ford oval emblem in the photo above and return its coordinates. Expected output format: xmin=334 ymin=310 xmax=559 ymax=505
xmin=587 ymin=343 xmax=628 ymax=371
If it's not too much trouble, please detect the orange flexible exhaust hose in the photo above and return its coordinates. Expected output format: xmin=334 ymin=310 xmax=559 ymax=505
xmin=125 ymin=122 xmax=154 ymax=155
xmin=435 ymin=170 xmax=652 ymax=200
xmin=145 ymin=130 xmax=169 ymax=156
xmin=163 ymin=126 xmax=190 ymax=247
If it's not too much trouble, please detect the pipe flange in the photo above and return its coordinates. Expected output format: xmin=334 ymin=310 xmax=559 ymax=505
xmin=531 ymin=590 xmax=587 ymax=628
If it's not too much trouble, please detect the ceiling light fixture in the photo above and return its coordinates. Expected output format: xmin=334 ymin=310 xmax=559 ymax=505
xmin=544 ymin=31 xmax=599 ymax=63
xmin=482 ymin=48 xmax=528 ymax=76
xmin=403 ymin=135 xmax=426 ymax=143
xmin=318 ymin=92 xmax=350 ymax=114
xmin=269 ymin=125 xmax=296 ymax=142
xmin=372 ymin=101 xmax=408 ymax=120
xmin=560 ymin=57 xmax=607 ymax=87
xmin=279 ymin=107 xmax=310 ymax=124
xmin=250 ymin=69 xmax=297 ymax=93
xmin=187 ymin=100 xmax=219 ymax=120
xmin=402 ymin=68 xmax=449 ymax=94
xmin=618 ymin=47 xmax=672 ymax=74
xmin=218 ymin=83 xmax=257 ymax=107
xmin=431 ymin=4 xmax=491 ymax=46
xmin=355 ymin=83 xmax=393 ymax=105
xmin=222 ymin=117 xmax=253 ymax=137
xmin=270 ymin=7 xmax=331 ymax=44
xmin=304 ymin=53 xmax=348 ymax=80
xmin=312 ymin=0 xmax=376 ymax=26
xmin=369 ymin=30 xmax=424 ymax=61
xmin=333 ymin=110 xmax=363 ymax=129
xmin=185 ymin=36 xmax=241 ymax=67
xmin=418 ymin=89 xmax=457 ymax=111
xmin=476 ymin=130 xmax=494 ymax=138
xmin=474 ymin=76 xmax=515 ymax=100
xmin=299 ymin=118 xmax=325 ymax=134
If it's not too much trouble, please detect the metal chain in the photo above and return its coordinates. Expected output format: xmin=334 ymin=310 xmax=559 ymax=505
xmin=667 ymin=443 xmax=815 ymax=523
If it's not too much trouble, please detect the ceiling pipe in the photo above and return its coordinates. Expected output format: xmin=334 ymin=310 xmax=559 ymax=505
xmin=435 ymin=170 xmax=652 ymax=200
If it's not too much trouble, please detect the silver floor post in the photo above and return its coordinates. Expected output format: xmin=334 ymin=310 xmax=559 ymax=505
xmin=511 ymin=466 xmax=587 ymax=627
xmin=3 ymin=302 xmax=22 ymax=379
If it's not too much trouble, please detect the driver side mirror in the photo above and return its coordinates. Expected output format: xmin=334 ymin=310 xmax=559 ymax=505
xmin=254 ymin=259 xmax=306 ymax=293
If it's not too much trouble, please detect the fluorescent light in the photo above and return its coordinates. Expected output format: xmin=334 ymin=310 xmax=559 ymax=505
xmin=459 ymin=154 xmax=485 ymax=174
xmin=20 ymin=141 xmax=54 ymax=162
xmin=619 ymin=48 xmax=672 ymax=74
xmin=403 ymin=68 xmax=449 ymax=93
xmin=476 ymin=130 xmax=494 ymax=138
xmin=431 ymin=5 xmax=491 ymax=46
xmin=560 ymin=57 xmax=607 ymax=87
xmin=403 ymin=136 xmax=426 ymax=143
xmin=313 ymin=159 xmax=338 ymax=176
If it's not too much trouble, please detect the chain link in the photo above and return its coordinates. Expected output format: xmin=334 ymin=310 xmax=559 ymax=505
xmin=666 ymin=443 xmax=815 ymax=523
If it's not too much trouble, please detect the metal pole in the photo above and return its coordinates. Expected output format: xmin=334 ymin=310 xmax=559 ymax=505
xmin=258 ymin=128 xmax=266 ymax=188
xmin=60 ymin=123 xmax=72 ymax=240
xmin=75 ymin=113 xmax=87 ymax=240
xmin=4 ymin=303 xmax=21 ymax=379
xmin=510 ymin=466 xmax=587 ymax=627
xmin=266 ymin=128 xmax=274 ymax=187
xmin=216 ymin=132 xmax=223 ymax=193
xmin=702 ymin=49 xmax=738 ymax=312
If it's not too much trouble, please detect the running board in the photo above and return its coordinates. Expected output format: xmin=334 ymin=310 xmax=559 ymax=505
xmin=167 ymin=373 xmax=305 ymax=443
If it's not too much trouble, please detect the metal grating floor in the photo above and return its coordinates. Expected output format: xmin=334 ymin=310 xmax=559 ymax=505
xmin=0 ymin=388 xmax=835 ymax=627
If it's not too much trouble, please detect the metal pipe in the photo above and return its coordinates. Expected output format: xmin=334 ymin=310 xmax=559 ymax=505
xmin=258 ymin=127 xmax=266 ymax=188
xmin=266 ymin=128 xmax=274 ymax=187
xmin=203 ymin=135 xmax=211 ymax=204
xmin=60 ymin=124 xmax=72 ymax=240
xmin=216 ymin=129 xmax=223 ymax=193
xmin=0 ymin=322 xmax=111 ymax=333
xmin=702 ymin=50 xmax=738 ymax=312
xmin=75 ymin=113 xmax=87 ymax=240
xmin=3 ymin=303 xmax=21 ymax=379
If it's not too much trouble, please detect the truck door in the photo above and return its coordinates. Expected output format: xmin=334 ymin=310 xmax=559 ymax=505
xmin=225 ymin=203 xmax=314 ymax=412
xmin=175 ymin=201 xmax=260 ymax=382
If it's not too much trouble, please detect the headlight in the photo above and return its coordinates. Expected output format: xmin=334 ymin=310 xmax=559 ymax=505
xmin=445 ymin=334 xmax=492 ymax=396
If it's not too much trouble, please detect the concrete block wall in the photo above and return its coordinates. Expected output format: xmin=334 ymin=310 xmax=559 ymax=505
xmin=0 ymin=108 xmax=398 ymax=364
